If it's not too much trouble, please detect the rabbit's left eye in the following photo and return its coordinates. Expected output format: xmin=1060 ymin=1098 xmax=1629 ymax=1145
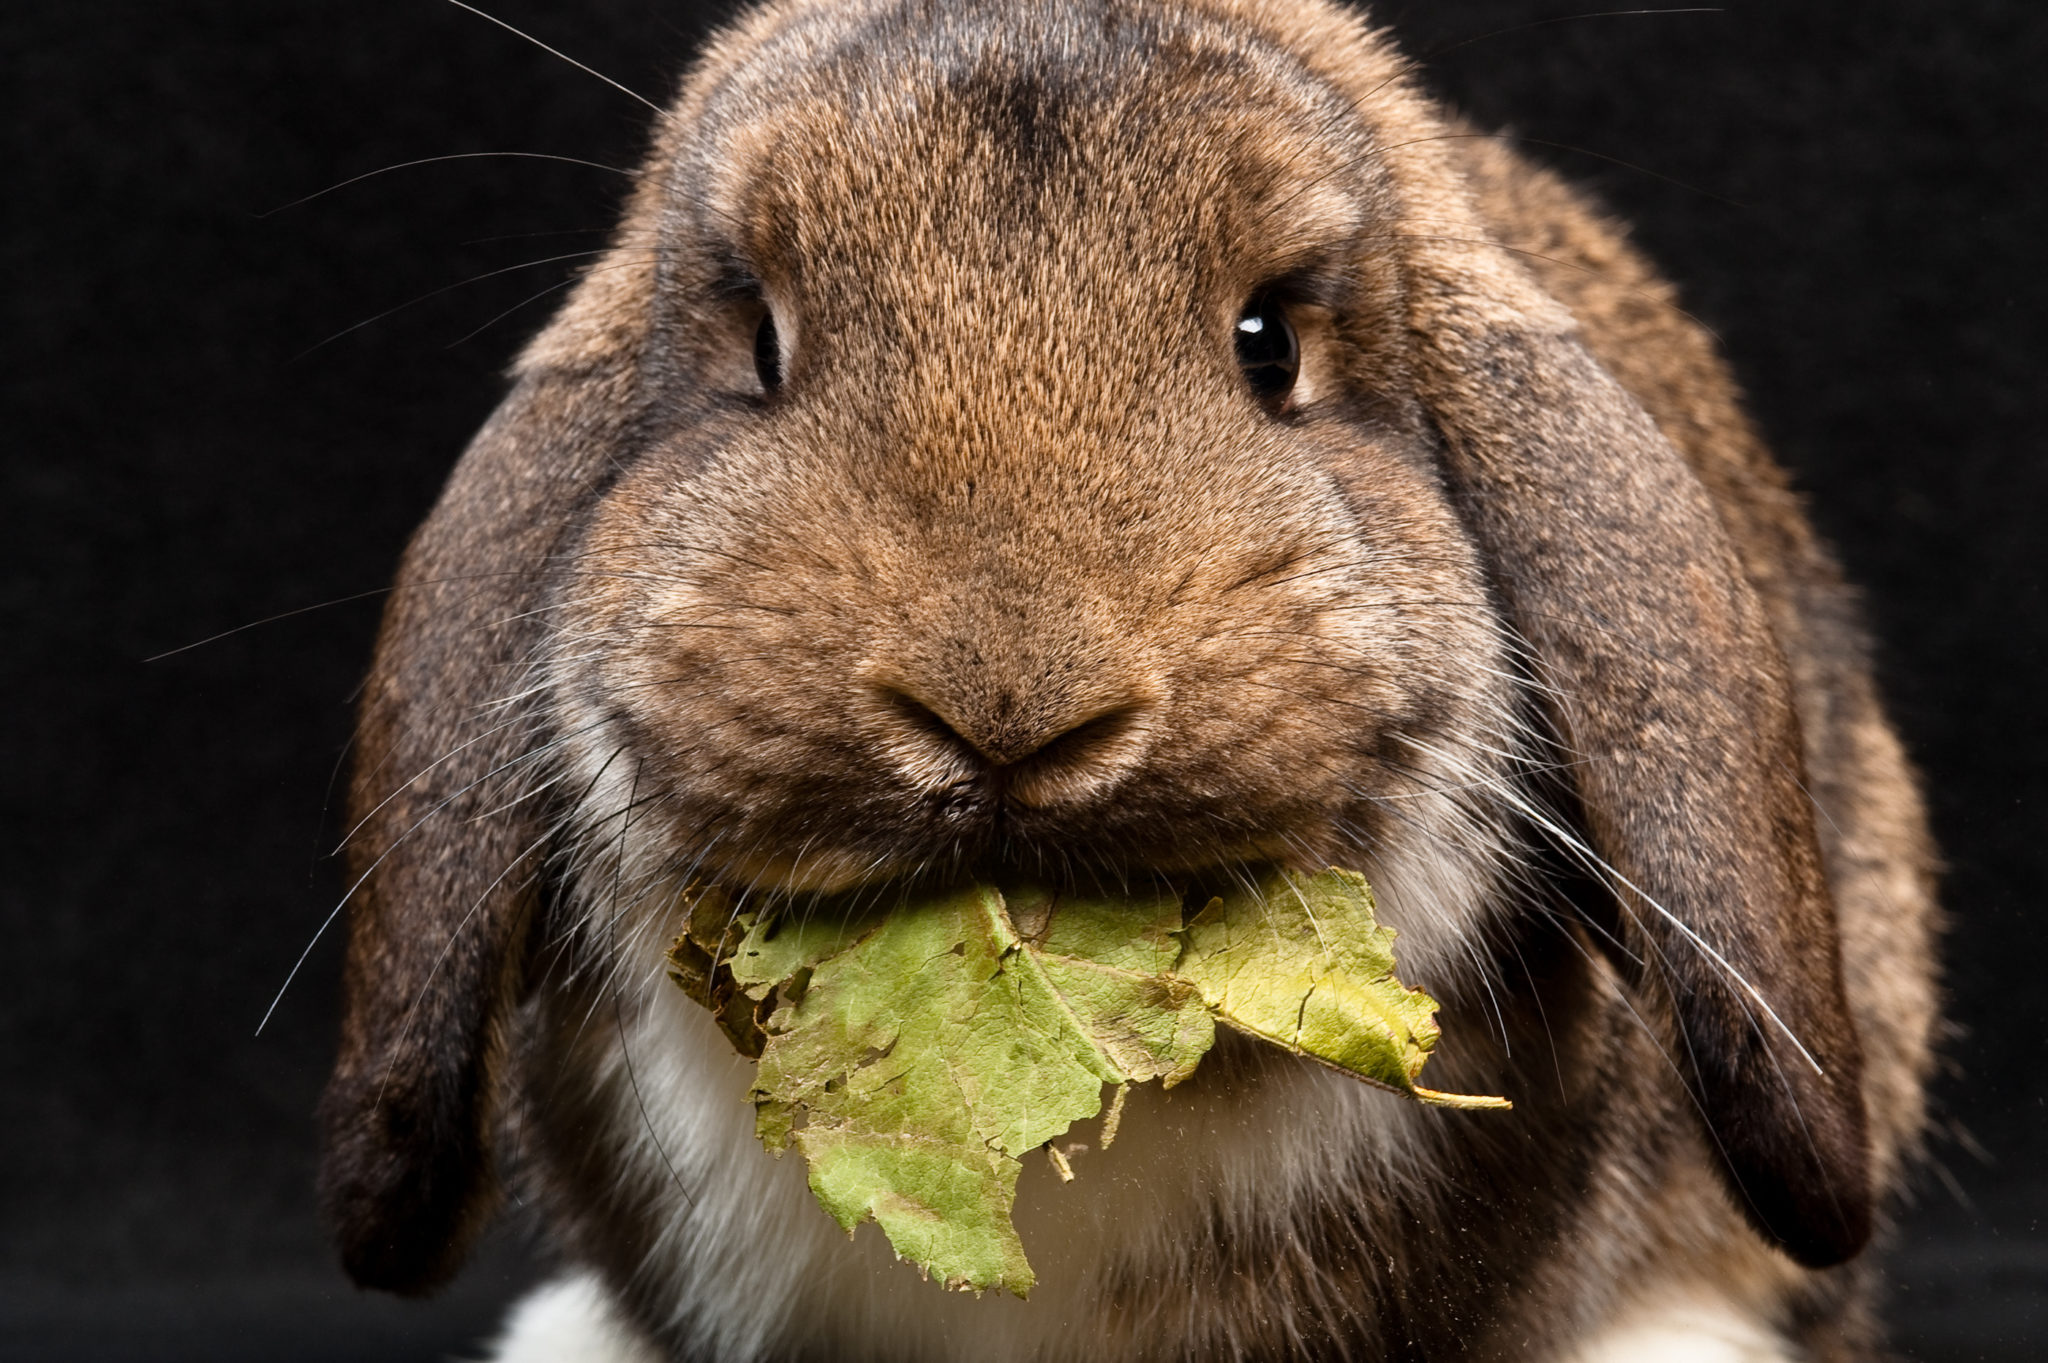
xmin=1235 ymin=295 xmax=1299 ymax=409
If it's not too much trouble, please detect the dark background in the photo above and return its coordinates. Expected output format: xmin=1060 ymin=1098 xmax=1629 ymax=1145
xmin=4 ymin=1 xmax=2041 ymax=1358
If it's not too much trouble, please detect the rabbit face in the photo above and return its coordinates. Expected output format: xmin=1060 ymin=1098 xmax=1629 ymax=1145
xmin=551 ymin=23 xmax=1518 ymax=961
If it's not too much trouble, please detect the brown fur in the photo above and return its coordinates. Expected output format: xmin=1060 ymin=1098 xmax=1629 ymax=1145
xmin=320 ymin=0 xmax=1938 ymax=1355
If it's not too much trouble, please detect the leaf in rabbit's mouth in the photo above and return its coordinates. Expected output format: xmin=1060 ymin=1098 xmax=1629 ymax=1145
xmin=665 ymin=868 xmax=1509 ymax=1297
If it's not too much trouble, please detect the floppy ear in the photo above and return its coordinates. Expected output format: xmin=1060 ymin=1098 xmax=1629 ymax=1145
xmin=317 ymin=198 xmax=668 ymax=1293
xmin=1378 ymin=134 xmax=1872 ymax=1266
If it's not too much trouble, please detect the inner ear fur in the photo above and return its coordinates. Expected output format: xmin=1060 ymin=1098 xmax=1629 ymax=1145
xmin=1365 ymin=100 xmax=1873 ymax=1264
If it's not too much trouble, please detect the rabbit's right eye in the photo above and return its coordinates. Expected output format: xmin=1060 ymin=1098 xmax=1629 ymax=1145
xmin=754 ymin=312 xmax=783 ymax=394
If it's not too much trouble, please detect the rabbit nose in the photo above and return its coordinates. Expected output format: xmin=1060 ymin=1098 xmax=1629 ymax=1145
xmin=870 ymin=682 xmax=1156 ymax=809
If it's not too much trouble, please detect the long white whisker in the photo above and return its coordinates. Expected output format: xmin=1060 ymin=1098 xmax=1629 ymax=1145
xmin=442 ymin=0 xmax=674 ymax=121
xmin=1393 ymin=731 xmax=1825 ymax=1077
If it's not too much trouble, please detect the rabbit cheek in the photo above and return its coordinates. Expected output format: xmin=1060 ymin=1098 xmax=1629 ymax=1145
xmin=549 ymin=497 xmax=891 ymax=896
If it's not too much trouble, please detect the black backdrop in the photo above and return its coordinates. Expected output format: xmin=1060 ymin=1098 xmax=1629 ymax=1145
xmin=5 ymin=2 xmax=2042 ymax=1359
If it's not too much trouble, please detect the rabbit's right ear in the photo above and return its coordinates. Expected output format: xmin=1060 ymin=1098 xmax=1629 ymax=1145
xmin=319 ymin=377 xmax=622 ymax=1293
xmin=317 ymin=188 xmax=671 ymax=1294
xmin=318 ymin=417 xmax=550 ymax=1293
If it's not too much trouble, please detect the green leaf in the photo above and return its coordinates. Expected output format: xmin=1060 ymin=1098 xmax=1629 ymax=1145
xmin=1178 ymin=868 xmax=1513 ymax=1109
xmin=668 ymin=868 xmax=1505 ymax=1296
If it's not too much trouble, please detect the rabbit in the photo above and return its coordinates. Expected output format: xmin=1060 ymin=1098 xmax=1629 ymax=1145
xmin=317 ymin=0 xmax=1940 ymax=1359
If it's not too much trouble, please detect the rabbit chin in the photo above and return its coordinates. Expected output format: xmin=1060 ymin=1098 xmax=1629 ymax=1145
xmin=507 ymin=755 xmax=1519 ymax=1363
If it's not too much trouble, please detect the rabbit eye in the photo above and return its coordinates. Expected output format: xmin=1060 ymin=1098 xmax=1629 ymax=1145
xmin=1235 ymin=295 xmax=1298 ymax=408
xmin=754 ymin=311 xmax=783 ymax=394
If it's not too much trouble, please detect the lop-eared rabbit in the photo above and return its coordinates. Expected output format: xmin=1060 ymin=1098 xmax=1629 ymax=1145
xmin=320 ymin=0 xmax=1938 ymax=1357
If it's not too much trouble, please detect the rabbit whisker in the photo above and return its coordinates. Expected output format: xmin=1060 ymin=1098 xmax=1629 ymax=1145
xmin=441 ymin=0 xmax=676 ymax=124
xmin=261 ymin=150 xmax=643 ymax=218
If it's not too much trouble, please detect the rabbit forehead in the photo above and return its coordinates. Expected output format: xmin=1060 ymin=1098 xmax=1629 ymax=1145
xmin=642 ymin=0 xmax=1416 ymax=533
xmin=677 ymin=0 xmax=1387 ymax=309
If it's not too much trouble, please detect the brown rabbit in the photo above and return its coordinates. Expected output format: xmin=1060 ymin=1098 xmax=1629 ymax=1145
xmin=319 ymin=1 xmax=1939 ymax=1358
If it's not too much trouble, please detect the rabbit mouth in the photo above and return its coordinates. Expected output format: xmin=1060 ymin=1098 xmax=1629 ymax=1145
xmin=645 ymin=693 xmax=1373 ymax=899
xmin=661 ymin=798 xmax=1352 ymax=906
xmin=671 ymin=854 xmax=1293 ymax=927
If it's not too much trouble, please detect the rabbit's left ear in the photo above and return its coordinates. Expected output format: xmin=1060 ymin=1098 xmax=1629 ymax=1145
xmin=1372 ymin=125 xmax=1872 ymax=1265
